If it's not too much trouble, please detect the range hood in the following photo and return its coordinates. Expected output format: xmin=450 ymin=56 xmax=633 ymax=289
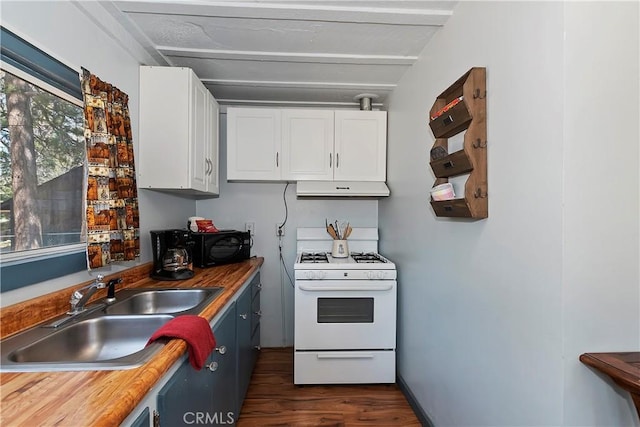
xmin=296 ymin=181 xmax=390 ymax=197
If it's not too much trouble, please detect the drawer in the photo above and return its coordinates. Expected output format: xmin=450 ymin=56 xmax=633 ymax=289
xmin=294 ymin=350 xmax=395 ymax=384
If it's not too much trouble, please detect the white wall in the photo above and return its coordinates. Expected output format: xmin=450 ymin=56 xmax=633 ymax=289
xmin=562 ymin=2 xmax=640 ymax=425
xmin=380 ymin=1 xmax=639 ymax=426
xmin=197 ymin=114 xmax=378 ymax=347
xmin=1 ymin=1 xmax=196 ymax=306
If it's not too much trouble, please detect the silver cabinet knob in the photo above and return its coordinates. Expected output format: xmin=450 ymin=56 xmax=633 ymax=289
xmin=239 ymin=313 xmax=248 ymax=320
xmin=215 ymin=345 xmax=227 ymax=355
xmin=206 ymin=361 xmax=218 ymax=372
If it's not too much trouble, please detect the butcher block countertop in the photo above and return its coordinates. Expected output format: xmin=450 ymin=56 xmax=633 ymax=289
xmin=0 ymin=257 xmax=263 ymax=427
xmin=580 ymin=352 xmax=640 ymax=419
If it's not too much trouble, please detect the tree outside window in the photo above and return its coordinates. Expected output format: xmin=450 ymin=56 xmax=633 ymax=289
xmin=0 ymin=69 xmax=85 ymax=254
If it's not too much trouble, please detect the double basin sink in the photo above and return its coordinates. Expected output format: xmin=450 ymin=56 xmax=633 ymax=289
xmin=0 ymin=287 xmax=224 ymax=372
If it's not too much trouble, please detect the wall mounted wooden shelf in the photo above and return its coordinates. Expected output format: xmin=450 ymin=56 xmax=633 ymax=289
xmin=428 ymin=67 xmax=487 ymax=219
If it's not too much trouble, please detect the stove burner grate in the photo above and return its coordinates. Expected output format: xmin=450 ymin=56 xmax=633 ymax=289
xmin=350 ymin=252 xmax=387 ymax=263
xmin=300 ymin=252 xmax=329 ymax=263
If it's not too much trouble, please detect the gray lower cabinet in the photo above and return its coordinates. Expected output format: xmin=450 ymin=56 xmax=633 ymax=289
xmin=123 ymin=273 xmax=261 ymax=427
xmin=236 ymin=273 xmax=261 ymax=412
xmin=157 ymin=302 xmax=237 ymax=425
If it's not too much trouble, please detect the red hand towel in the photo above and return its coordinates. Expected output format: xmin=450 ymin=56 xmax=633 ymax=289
xmin=147 ymin=315 xmax=216 ymax=370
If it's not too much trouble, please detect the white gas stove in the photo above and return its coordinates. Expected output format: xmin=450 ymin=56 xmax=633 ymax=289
xmin=293 ymin=227 xmax=397 ymax=385
xmin=294 ymin=251 xmax=397 ymax=280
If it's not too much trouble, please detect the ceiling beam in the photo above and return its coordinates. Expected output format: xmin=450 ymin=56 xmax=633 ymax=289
xmin=114 ymin=1 xmax=452 ymax=26
xmin=216 ymin=100 xmax=385 ymax=111
xmin=158 ymin=46 xmax=417 ymax=65
xmin=201 ymin=79 xmax=396 ymax=91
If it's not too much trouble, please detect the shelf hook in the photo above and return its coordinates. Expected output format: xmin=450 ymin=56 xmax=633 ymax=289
xmin=474 ymin=188 xmax=488 ymax=199
xmin=473 ymin=89 xmax=486 ymax=99
xmin=472 ymin=139 xmax=487 ymax=149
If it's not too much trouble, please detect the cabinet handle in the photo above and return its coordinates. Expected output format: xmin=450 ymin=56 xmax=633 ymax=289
xmin=336 ymin=153 xmax=339 ymax=168
xmin=329 ymin=153 xmax=332 ymax=168
xmin=208 ymin=159 xmax=212 ymax=175
xmin=317 ymin=352 xmax=374 ymax=359
xmin=443 ymin=161 xmax=454 ymax=169
xmin=239 ymin=313 xmax=248 ymax=320
xmin=276 ymin=152 xmax=279 ymax=167
xmin=256 ymin=283 xmax=262 ymax=289
xmin=215 ymin=345 xmax=227 ymax=355
xmin=206 ymin=361 xmax=219 ymax=372
xmin=254 ymin=310 xmax=262 ymax=317
xmin=254 ymin=345 xmax=262 ymax=350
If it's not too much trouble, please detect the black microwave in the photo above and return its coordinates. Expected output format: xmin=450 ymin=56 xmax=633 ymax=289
xmin=190 ymin=230 xmax=251 ymax=268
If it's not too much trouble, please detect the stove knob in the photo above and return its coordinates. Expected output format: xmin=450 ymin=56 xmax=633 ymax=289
xmin=305 ymin=271 xmax=316 ymax=280
xmin=318 ymin=271 xmax=327 ymax=279
xmin=366 ymin=271 xmax=385 ymax=280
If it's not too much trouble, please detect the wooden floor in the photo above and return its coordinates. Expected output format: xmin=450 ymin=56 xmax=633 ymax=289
xmin=237 ymin=348 xmax=421 ymax=426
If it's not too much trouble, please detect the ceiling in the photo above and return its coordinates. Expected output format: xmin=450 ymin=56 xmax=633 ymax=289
xmin=107 ymin=1 xmax=456 ymax=108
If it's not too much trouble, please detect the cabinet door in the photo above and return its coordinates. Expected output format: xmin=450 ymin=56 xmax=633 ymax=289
xmin=334 ymin=110 xmax=387 ymax=181
xmin=227 ymin=108 xmax=281 ymax=180
xmin=138 ymin=66 xmax=219 ymax=195
xmin=138 ymin=66 xmax=191 ymax=189
xmin=236 ymin=284 xmax=254 ymax=412
xmin=156 ymin=350 xmax=213 ymax=425
xmin=210 ymin=301 xmax=237 ymax=422
xmin=129 ymin=407 xmax=150 ymax=427
xmin=190 ymin=76 xmax=209 ymax=192
xmin=281 ymin=109 xmax=334 ymax=181
xmin=206 ymin=95 xmax=220 ymax=194
xmin=157 ymin=304 xmax=237 ymax=426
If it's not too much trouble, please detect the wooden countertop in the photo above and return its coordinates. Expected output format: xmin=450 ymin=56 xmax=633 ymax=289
xmin=0 ymin=257 xmax=263 ymax=427
xmin=580 ymin=352 xmax=640 ymax=419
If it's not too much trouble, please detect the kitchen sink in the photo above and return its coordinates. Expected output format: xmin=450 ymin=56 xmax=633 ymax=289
xmin=0 ymin=286 xmax=224 ymax=372
xmin=2 ymin=315 xmax=171 ymax=371
xmin=9 ymin=315 xmax=172 ymax=363
xmin=104 ymin=288 xmax=223 ymax=315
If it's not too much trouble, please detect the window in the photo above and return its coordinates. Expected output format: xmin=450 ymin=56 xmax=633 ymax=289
xmin=0 ymin=27 xmax=87 ymax=290
xmin=1 ymin=69 xmax=85 ymax=254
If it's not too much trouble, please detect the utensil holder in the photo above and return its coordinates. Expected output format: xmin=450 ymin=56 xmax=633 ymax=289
xmin=331 ymin=240 xmax=349 ymax=258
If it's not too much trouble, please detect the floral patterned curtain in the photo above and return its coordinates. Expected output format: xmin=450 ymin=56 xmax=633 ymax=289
xmin=81 ymin=68 xmax=139 ymax=269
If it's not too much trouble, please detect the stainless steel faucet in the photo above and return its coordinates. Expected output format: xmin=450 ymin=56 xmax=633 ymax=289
xmin=68 ymin=274 xmax=106 ymax=314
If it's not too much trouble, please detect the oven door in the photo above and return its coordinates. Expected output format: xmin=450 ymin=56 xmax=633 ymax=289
xmin=294 ymin=280 xmax=396 ymax=350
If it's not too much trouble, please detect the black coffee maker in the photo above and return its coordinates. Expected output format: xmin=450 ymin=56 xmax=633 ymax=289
xmin=150 ymin=229 xmax=195 ymax=281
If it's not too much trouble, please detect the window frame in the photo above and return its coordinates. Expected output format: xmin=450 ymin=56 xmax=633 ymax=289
xmin=0 ymin=26 xmax=87 ymax=291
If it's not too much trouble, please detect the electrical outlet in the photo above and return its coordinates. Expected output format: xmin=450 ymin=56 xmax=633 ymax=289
xmin=276 ymin=223 xmax=285 ymax=237
xmin=245 ymin=222 xmax=255 ymax=236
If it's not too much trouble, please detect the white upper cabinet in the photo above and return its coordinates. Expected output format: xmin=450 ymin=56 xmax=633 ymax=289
xmin=138 ymin=66 xmax=219 ymax=196
xmin=227 ymin=108 xmax=281 ymax=181
xmin=227 ymin=107 xmax=387 ymax=182
xmin=207 ymin=95 xmax=220 ymax=193
xmin=281 ymin=109 xmax=334 ymax=181
xmin=334 ymin=110 xmax=387 ymax=182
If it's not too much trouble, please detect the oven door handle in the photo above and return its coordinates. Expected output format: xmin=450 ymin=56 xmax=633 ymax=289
xmin=298 ymin=284 xmax=393 ymax=292
xmin=316 ymin=352 xmax=375 ymax=359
